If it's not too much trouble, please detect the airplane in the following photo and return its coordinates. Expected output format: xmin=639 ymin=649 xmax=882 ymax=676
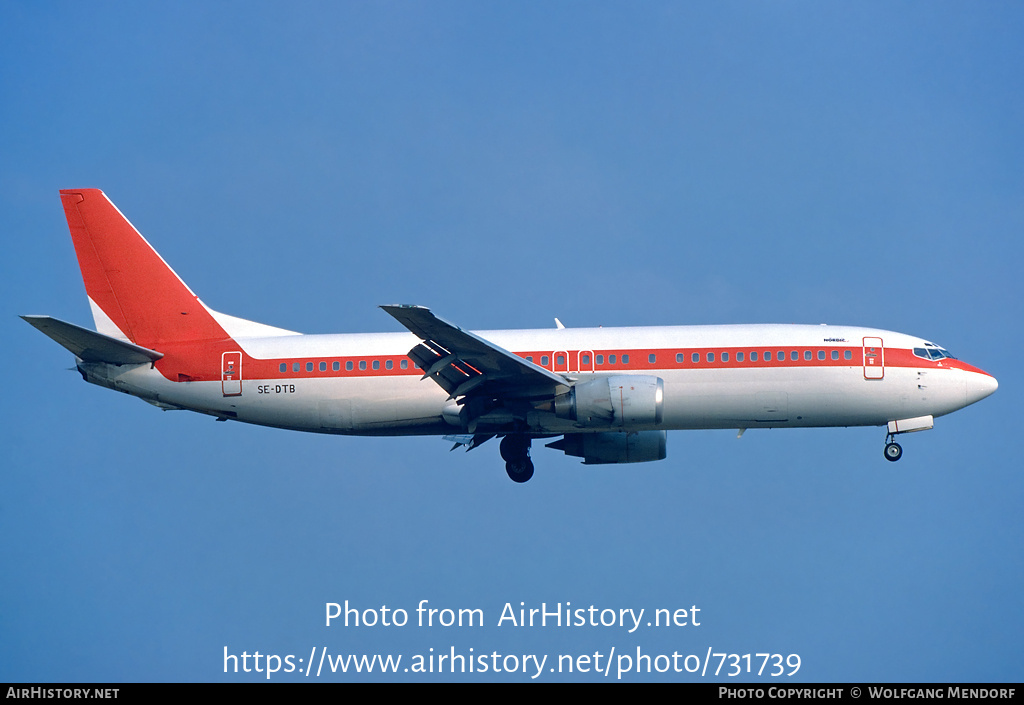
xmin=23 ymin=189 xmax=998 ymax=483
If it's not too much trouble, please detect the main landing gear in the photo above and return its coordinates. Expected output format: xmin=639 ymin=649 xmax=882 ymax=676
xmin=883 ymin=434 xmax=903 ymax=462
xmin=500 ymin=434 xmax=534 ymax=483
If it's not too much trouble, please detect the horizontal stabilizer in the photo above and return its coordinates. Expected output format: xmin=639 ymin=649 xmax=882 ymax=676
xmin=21 ymin=315 xmax=163 ymax=364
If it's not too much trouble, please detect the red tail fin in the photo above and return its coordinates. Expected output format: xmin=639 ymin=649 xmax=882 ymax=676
xmin=60 ymin=189 xmax=229 ymax=348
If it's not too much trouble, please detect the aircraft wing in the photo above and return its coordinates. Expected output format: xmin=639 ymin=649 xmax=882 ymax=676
xmin=380 ymin=305 xmax=569 ymax=401
xmin=21 ymin=315 xmax=163 ymax=364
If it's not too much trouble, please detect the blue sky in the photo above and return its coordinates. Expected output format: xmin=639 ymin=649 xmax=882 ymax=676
xmin=2 ymin=2 xmax=1021 ymax=682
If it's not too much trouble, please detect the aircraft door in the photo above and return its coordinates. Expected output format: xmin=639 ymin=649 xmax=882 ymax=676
xmin=222 ymin=351 xmax=243 ymax=396
xmin=863 ymin=337 xmax=884 ymax=380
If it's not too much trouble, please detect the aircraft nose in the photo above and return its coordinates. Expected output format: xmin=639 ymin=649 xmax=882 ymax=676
xmin=965 ymin=370 xmax=998 ymax=405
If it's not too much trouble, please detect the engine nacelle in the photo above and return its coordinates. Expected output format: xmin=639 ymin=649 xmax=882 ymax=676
xmin=547 ymin=430 xmax=668 ymax=464
xmin=553 ymin=375 xmax=664 ymax=427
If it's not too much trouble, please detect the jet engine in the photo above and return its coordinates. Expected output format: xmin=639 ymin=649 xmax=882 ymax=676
xmin=547 ymin=430 xmax=668 ymax=464
xmin=553 ymin=375 xmax=664 ymax=427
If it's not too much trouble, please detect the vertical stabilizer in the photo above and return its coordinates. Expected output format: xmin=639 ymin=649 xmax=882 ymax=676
xmin=60 ymin=189 xmax=230 ymax=348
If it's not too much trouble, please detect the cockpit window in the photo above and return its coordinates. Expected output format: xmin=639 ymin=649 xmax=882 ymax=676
xmin=913 ymin=345 xmax=956 ymax=361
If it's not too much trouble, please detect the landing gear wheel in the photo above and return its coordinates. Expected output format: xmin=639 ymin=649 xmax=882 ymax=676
xmin=500 ymin=434 xmax=529 ymax=462
xmin=884 ymin=442 xmax=903 ymax=462
xmin=500 ymin=433 xmax=533 ymax=482
xmin=506 ymin=458 xmax=535 ymax=483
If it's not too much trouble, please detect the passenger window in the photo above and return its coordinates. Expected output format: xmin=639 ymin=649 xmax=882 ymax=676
xmin=319 ymin=362 xmax=327 ymax=371
xmin=541 ymin=355 xmax=549 ymax=366
xmin=622 ymin=354 xmax=629 ymax=364
xmin=293 ymin=362 xmax=300 ymax=372
xmin=306 ymin=362 xmax=314 ymax=372
xmin=832 ymin=350 xmax=839 ymax=360
xmin=721 ymin=352 xmax=729 ymax=362
xmin=676 ymin=353 xmax=684 ymax=363
xmin=737 ymin=352 xmax=744 ymax=362
xmin=609 ymin=354 xmax=616 ymax=364
xmin=692 ymin=352 xmax=699 ymax=363
xmin=526 ymin=356 xmax=533 ymax=363
xmin=845 ymin=350 xmax=852 ymax=360
xmin=707 ymin=352 xmax=715 ymax=362
xmin=596 ymin=355 xmax=604 ymax=364
xmin=791 ymin=351 xmax=798 ymax=361
xmin=557 ymin=354 xmax=565 ymax=366
xmin=346 ymin=361 xmax=353 ymax=371
xmin=279 ymin=363 xmax=287 ymax=373
xmin=372 ymin=360 xmax=380 ymax=370
xmin=581 ymin=354 xmax=591 ymax=365
xmin=751 ymin=351 xmax=758 ymax=361
xmin=804 ymin=350 xmax=812 ymax=361
xmin=777 ymin=351 xmax=785 ymax=361
xmin=818 ymin=350 xmax=825 ymax=360
xmin=385 ymin=360 xmax=393 ymax=370
xmin=649 ymin=353 xmax=656 ymax=364
xmin=333 ymin=361 xmax=340 ymax=371
xmin=359 ymin=361 xmax=366 ymax=370
xmin=401 ymin=360 xmax=408 ymax=369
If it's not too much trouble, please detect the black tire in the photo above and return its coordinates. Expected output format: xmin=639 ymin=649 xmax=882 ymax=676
xmin=500 ymin=434 xmax=529 ymax=462
xmin=506 ymin=458 xmax=535 ymax=483
xmin=884 ymin=442 xmax=903 ymax=462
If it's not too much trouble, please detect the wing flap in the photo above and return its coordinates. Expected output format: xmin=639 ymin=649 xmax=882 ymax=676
xmin=22 ymin=315 xmax=163 ymax=364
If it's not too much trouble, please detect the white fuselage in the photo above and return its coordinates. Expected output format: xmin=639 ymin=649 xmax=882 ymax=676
xmin=81 ymin=322 xmax=997 ymax=438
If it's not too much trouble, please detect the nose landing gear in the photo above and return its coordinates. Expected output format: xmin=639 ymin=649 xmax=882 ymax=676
xmin=882 ymin=416 xmax=934 ymax=463
xmin=500 ymin=434 xmax=534 ymax=483
xmin=883 ymin=434 xmax=903 ymax=462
